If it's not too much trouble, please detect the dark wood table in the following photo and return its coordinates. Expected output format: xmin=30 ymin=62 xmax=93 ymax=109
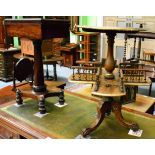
xmin=77 ymin=26 xmax=142 ymax=137
xmin=126 ymin=31 xmax=155 ymax=96
xmin=4 ymin=19 xmax=70 ymax=114
xmin=126 ymin=31 xmax=155 ymax=61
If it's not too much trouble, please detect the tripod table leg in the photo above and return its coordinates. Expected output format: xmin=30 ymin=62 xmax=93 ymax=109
xmin=82 ymin=100 xmax=111 ymax=137
xmin=112 ymin=102 xmax=139 ymax=131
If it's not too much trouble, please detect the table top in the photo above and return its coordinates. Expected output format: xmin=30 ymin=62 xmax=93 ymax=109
xmin=126 ymin=31 xmax=155 ymax=39
xmin=143 ymin=49 xmax=155 ymax=55
xmin=0 ymin=47 xmax=20 ymax=53
xmin=74 ymin=31 xmax=100 ymax=35
xmin=78 ymin=25 xmax=142 ymax=34
xmin=4 ymin=18 xmax=70 ymax=40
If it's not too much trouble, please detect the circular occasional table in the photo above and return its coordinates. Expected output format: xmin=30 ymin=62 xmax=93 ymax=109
xmin=77 ymin=26 xmax=142 ymax=137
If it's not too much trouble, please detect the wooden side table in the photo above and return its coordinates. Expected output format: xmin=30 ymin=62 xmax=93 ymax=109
xmin=82 ymin=69 xmax=139 ymax=137
xmin=0 ymin=48 xmax=20 ymax=81
xmin=4 ymin=19 xmax=70 ymax=114
xmin=76 ymin=26 xmax=142 ymax=137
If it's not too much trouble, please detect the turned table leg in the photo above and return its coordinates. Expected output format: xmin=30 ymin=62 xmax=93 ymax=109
xmin=53 ymin=63 xmax=57 ymax=81
xmin=82 ymin=100 xmax=111 ymax=137
xmin=38 ymin=96 xmax=46 ymax=114
xmin=112 ymin=102 xmax=139 ymax=131
xmin=33 ymin=40 xmax=46 ymax=92
xmin=104 ymin=33 xmax=116 ymax=79
xmin=16 ymin=89 xmax=23 ymax=106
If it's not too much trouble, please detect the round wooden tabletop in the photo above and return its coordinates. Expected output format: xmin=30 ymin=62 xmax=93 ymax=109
xmin=78 ymin=25 xmax=143 ymax=33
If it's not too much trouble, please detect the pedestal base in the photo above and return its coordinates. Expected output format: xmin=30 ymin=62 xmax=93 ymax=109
xmin=82 ymin=98 xmax=139 ymax=137
xmin=15 ymin=82 xmax=66 ymax=114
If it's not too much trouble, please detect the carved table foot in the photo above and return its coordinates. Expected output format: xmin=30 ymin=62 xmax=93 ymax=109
xmin=82 ymin=100 xmax=111 ymax=137
xmin=112 ymin=102 xmax=139 ymax=131
xmin=82 ymin=97 xmax=139 ymax=137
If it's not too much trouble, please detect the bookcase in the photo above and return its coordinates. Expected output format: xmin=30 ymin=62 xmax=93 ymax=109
xmin=75 ymin=32 xmax=100 ymax=62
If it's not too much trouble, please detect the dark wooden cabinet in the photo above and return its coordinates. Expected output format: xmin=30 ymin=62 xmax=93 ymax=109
xmin=0 ymin=16 xmax=13 ymax=48
xmin=0 ymin=48 xmax=20 ymax=81
xmin=0 ymin=16 xmax=20 ymax=81
xmin=0 ymin=17 xmax=5 ymax=48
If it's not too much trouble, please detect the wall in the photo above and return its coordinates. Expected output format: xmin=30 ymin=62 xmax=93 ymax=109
xmin=13 ymin=16 xmax=23 ymax=48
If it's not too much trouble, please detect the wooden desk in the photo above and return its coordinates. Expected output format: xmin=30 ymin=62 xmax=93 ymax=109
xmin=0 ymin=109 xmax=47 ymax=139
xmin=0 ymin=80 xmax=66 ymax=139
xmin=4 ymin=19 xmax=70 ymax=114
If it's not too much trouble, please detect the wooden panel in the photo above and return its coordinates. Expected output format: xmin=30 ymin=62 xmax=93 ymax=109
xmin=20 ymin=38 xmax=63 ymax=56
xmin=20 ymin=38 xmax=34 ymax=55
xmin=123 ymin=94 xmax=155 ymax=113
xmin=0 ymin=17 xmax=5 ymax=48
xmin=4 ymin=19 xmax=70 ymax=40
xmin=0 ymin=125 xmax=20 ymax=139
xmin=5 ymin=22 xmax=41 ymax=39
xmin=62 ymin=54 xmax=73 ymax=66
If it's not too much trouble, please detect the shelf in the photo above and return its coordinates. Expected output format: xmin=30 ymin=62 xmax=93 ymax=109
xmin=77 ymin=49 xmax=85 ymax=53
xmin=75 ymin=32 xmax=100 ymax=36
xmin=75 ymin=32 xmax=99 ymax=62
